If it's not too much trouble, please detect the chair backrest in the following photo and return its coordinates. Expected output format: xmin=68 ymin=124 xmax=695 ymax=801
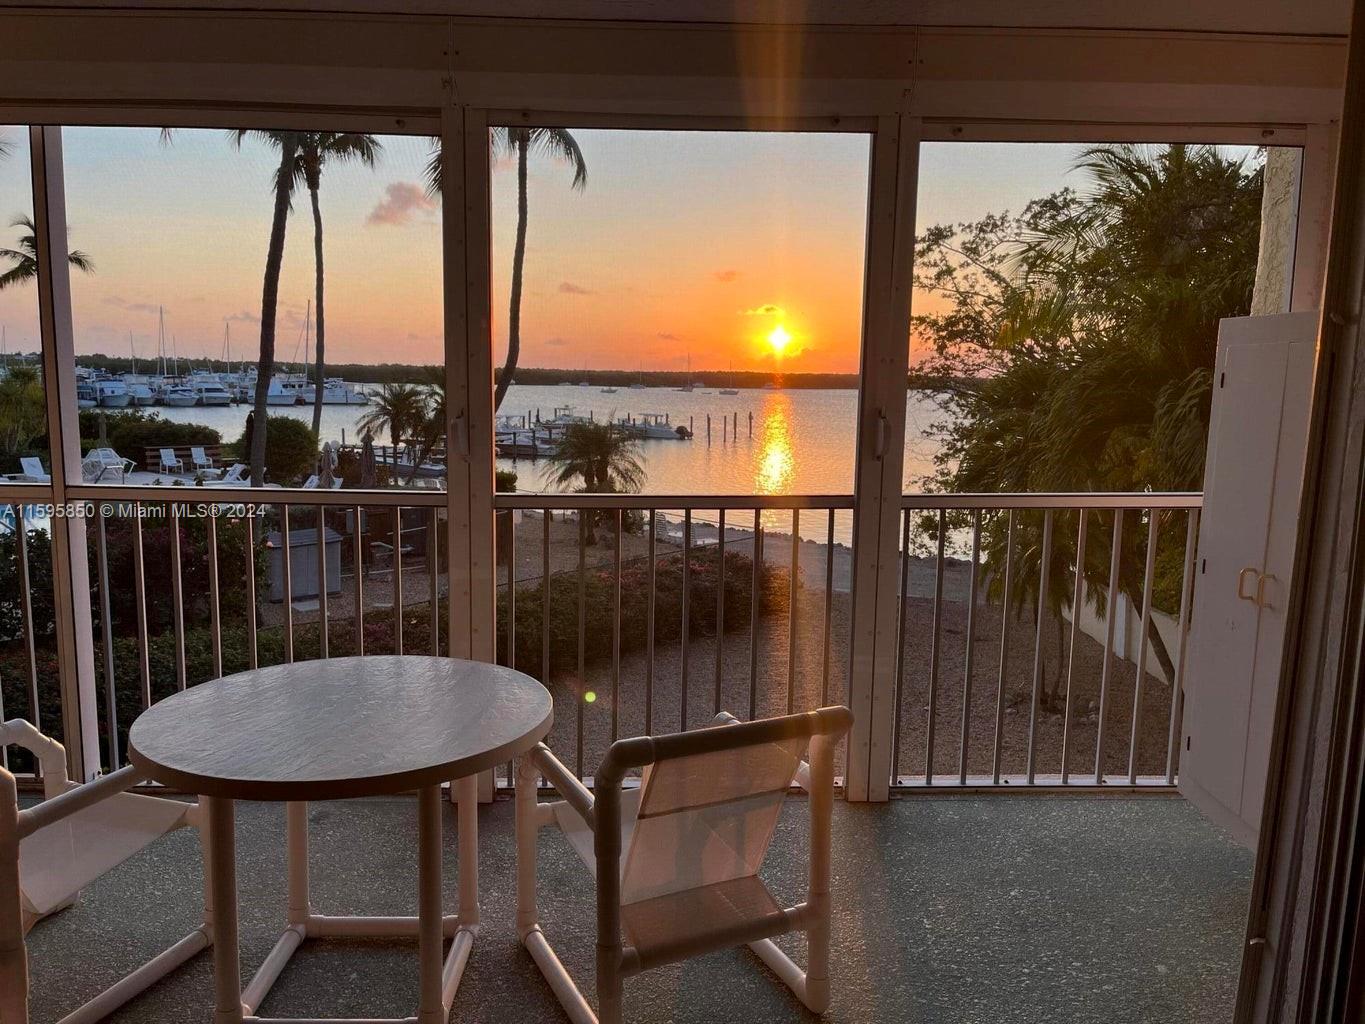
xmin=19 ymin=457 xmax=46 ymax=479
xmin=160 ymin=448 xmax=177 ymax=465
xmin=223 ymin=463 xmax=247 ymax=482
xmin=618 ymin=718 xmax=806 ymax=905
xmin=191 ymin=446 xmax=208 ymax=462
xmin=302 ymin=475 xmax=319 ymax=489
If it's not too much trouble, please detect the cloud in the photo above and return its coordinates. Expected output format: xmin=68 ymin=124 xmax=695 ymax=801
xmin=366 ymin=182 xmax=437 ymax=226
xmin=102 ymin=295 xmax=159 ymax=315
xmin=558 ymin=281 xmax=593 ymax=295
xmin=741 ymin=304 xmax=784 ymax=317
xmin=712 ymin=269 xmax=739 ymax=283
xmin=225 ymin=310 xmax=260 ymax=324
xmin=656 ymin=332 xmax=681 ymax=341
xmin=543 ymin=336 xmax=572 ymax=348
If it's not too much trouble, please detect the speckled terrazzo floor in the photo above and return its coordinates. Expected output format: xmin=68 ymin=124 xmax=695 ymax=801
xmin=24 ymin=794 xmax=1252 ymax=1024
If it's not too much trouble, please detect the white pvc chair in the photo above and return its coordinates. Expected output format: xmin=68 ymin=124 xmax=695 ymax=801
xmin=190 ymin=447 xmax=220 ymax=477
xmin=516 ymin=705 xmax=853 ymax=1024
xmin=14 ymin=459 xmax=49 ymax=485
xmin=158 ymin=449 xmax=184 ymax=474
xmin=0 ymin=720 xmax=212 ymax=1024
xmin=220 ymin=463 xmax=248 ymax=484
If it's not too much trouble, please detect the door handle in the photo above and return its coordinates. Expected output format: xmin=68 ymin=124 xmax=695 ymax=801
xmin=1237 ymin=567 xmax=1260 ymax=603
xmin=1256 ymin=573 xmax=1276 ymax=609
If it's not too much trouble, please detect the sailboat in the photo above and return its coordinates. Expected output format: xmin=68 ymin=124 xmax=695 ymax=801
xmin=677 ymin=354 xmax=694 ymax=392
xmin=719 ymin=360 xmax=739 ymax=395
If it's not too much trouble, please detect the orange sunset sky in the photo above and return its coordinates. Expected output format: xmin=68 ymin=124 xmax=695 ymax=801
xmin=0 ymin=126 xmax=1111 ymax=375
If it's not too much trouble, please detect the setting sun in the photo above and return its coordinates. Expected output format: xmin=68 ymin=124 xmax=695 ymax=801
xmin=767 ymin=324 xmax=793 ymax=357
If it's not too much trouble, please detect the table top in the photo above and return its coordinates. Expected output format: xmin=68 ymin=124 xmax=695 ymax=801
xmin=128 ymin=656 xmax=553 ymax=801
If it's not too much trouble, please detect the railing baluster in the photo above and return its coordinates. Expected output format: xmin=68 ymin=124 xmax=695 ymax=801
xmin=1166 ymin=509 xmax=1200 ymax=785
xmin=393 ymin=507 xmax=404 ymax=655
xmin=504 ymin=506 xmax=515 ymax=670
xmin=537 ymin=509 xmax=550 ymax=787
xmin=351 ymin=506 xmax=364 ymax=658
xmin=171 ymin=503 xmax=187 ymax=689
xmin=16 ymin=505 xmax=40 ymax=730
xmin=1127 ymin=511 xmax=1162 ymax=783
xmin=428 ymin=507 xmax=439 ymax=657
xmin=316 ymin=504 xmax=328 ymax=660
xmin=991 ymin=510 xmax=1016 ymax=785
xmin=281 ymin=505 xmax=294 ymax=665
xmin=748 ymin=510 xmax=763 ymax=721
xmin=1093 ymin=509 xmax=1125 ymax=783
xmin=94 ymin=507 xmax=118 ymax=769
xmin=822 ymin=509 xmax=835 ymax=707
xmin=1025 ymin=509 xmax=1055 ymax=784
xmin=245 ymin=512 xmax=258 ymax=670
xmin=714 ymin=508 xmax=726 ymax=715
xmin=959 ymin=510 xmax=981 ymax=785
xmin=681 ymin=509 xmax=691 ymax=729
xmin=576 ymin=509 xmax=587 ymax=777
xmin=207 ymin=508 xmax=223 ymax=680
xmin=787 ymin=508 xmax=800 ymax=715
xmin=892 ymin=510 xmax=911 ymax=785
xmin=926 ymin=508 xmax=947 ymax=784
xmin=612 ymin=508 xmax=622 ymax=744
xmin=646 ymin=509 xmax=656 ymax=732
xmin=1060 ymin=509 xmax=1088 ymax=784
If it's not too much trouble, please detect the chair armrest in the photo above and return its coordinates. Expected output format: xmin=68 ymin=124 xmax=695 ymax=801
xmin=528 ymin=743 xmax=595 ymax=829
xmin=17 ymin=764 xmax=145 ymax=839
xmin=0 ymin=719 xmax=69 ymax=799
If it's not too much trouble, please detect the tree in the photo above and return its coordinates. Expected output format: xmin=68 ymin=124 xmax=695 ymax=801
xmin=0 ymin=215 xmax=93 ymax=291
xmin=910 ymin=144 xmax=1264 ymax=695
xmin=293 ymin=132 xmax=383 ymax=435
xmin=234 ymin=415 xmax=317 ymax=486
xmin=228 ymin=130 xmax=304 ymax=487
xmin=402 ymin=374 xmax=446 ymax=483
xmin=0 ymin=365 xmax=45 ymax=465
xmin=542 ymin=420 xmax=644 ymax=544
xmin=426 ymin=128 xmax=587 ymax=411
xmin=357 ymin=382 xmax=425 ymax=478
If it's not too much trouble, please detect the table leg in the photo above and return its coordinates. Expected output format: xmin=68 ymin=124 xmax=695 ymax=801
xmin=206 ymin=795 xmax=243 ymax=1024
xmin=417 ymin=784 xmax=443 ymax=1023
xmin=457 ymin=774 xmax=479 ymax=930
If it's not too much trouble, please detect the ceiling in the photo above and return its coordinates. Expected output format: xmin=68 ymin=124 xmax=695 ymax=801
xmin=3 ymin=0 xmax=1352 ymax=37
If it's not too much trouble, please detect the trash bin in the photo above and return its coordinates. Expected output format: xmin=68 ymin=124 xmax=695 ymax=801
xmin=266 ymin=527 xmax=342 ymax=602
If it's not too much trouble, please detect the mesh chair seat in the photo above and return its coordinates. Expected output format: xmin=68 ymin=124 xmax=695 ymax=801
xmin=619 ymin=875 xmax=784 ymax=969
xmin=20 ymin=791 xmax=190 ymax=918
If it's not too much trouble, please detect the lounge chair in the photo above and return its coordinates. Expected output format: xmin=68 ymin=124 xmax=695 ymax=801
xmin=190 ymin=446 xmax=220 ymax=477
xmin=10 ymin=457 xmax=50 ymax=484
xmin=516 ymin=706 xmax=853 ymax=1024
xmin=0 ymin=719 xmax=211 ymax=1024
xmin=159 ymin=448 xmax=185 ymax=474
xmin=302 ymin=475 xmax=319 ymax=489
xmin=220 ymin=463 xmax=248 ymax=484
xmin=81 ymin=447 xmax=136 ymax=484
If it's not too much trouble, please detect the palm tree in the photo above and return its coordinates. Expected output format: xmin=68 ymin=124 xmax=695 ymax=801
xmin=402 ymin=375 xmax=446 ymax=483
xmin=357 ymin=382 xmax=425 ymax=481
xmin=293 ymin=132 xmax=383 ymax=435
xmin=426 ymin=128 xmax=587 ymax=411
xmin=228 ymin=129 xmax=304 ymax=487
xmin=0 ymin=215 xmax=93 ymax=291
xmin=0 ymin=364 xmax=45 ymax=462
xmin=542 ymin=420 xmax=644 ymax=543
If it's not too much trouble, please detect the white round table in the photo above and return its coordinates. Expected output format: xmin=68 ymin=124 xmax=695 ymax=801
xmin=129 ymin=655 xmax=552 ymax=1024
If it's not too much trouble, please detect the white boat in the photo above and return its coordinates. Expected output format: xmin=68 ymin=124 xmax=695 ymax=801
xmin=96 ymin=379 xmax=132 ymax=408
xmin=75 ymin=383 xmax=98 ymax=410
xmin=304 ymin=378 xmax=370 ymax=405
xmin=160 ymin=384 xmax=198 ymax=408
xmin=188 ymin=377 xmax=233 ymax=406
xmin=622 ymin=412 xmax=691 ymax=440
xmin=600 ymin=387 xmax=618 ymax=394
xmin=122 ymin=375 xmax=157 ymax=406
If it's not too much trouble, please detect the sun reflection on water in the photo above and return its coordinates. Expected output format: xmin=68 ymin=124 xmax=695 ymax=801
xmin=755 ymin=395 xmax=795 ymax=494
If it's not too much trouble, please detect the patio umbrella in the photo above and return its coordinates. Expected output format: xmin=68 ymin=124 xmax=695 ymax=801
xmin=318 ymin=441 xmax=337 ymax=489
xmin=359 ymin=431 xmax=377 ymax=489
